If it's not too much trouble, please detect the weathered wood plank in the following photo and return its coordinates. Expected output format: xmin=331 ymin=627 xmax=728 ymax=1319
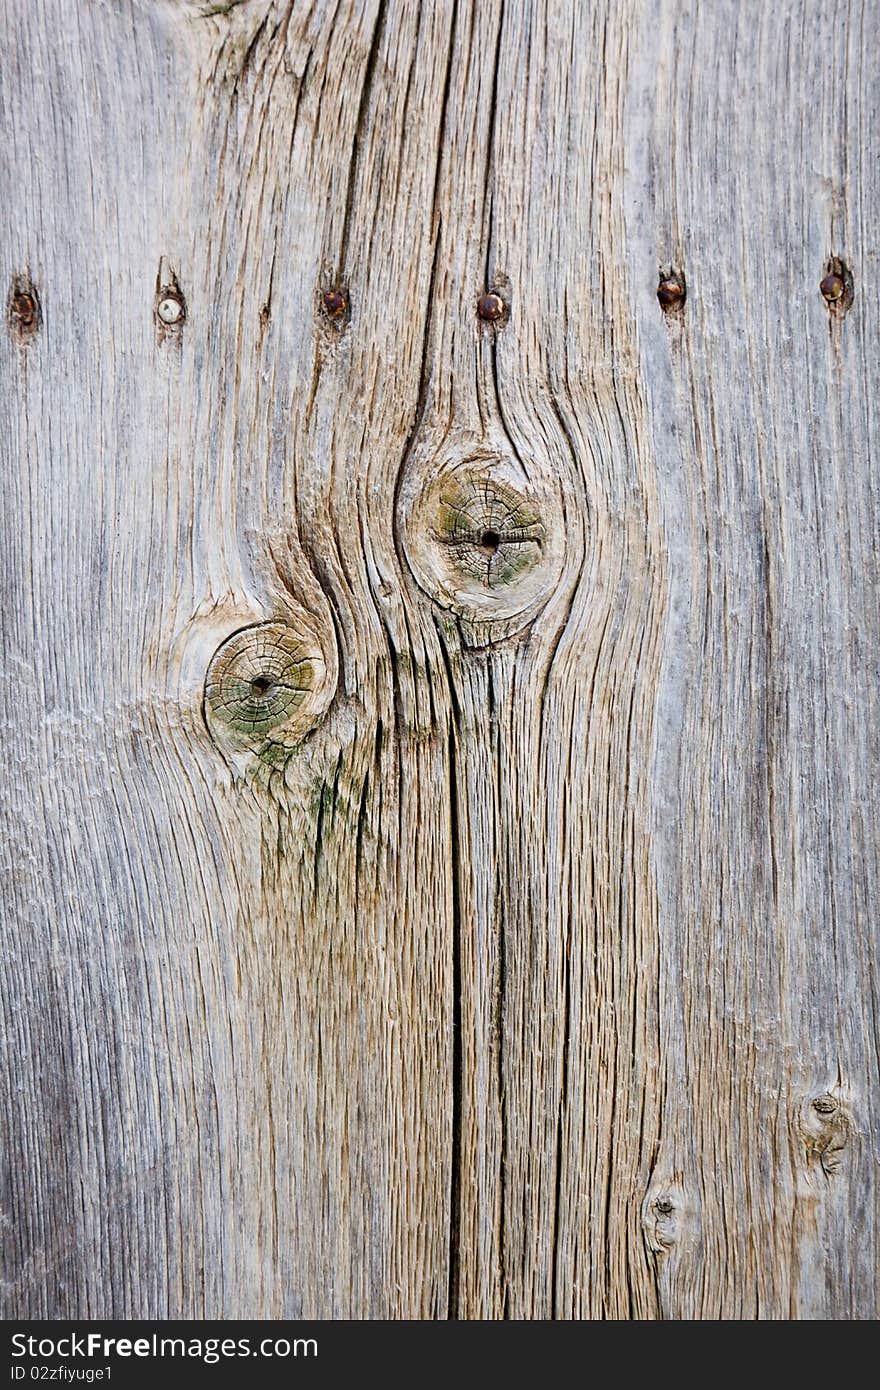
xmin=624 ymin=0 xmax=880 ymax=1318
xmin=1 ymin=0 xmax=877 ymax=1319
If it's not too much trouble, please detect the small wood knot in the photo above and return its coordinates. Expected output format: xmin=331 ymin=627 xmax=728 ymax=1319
xmin=812 ymin=1094 xmax=838 ymax=1116
xmin=8 ymin=277 xmax=41 ymax=341
xmin=642 ymin=1183 xmax=692 ymax=1256
xmin=800 ymin=1091 xmax=849 ymax=1177
xmin=819 ymin=257 xmax=853 ymax=317
xmin=657 ymin=273 xmax=686 ymax=311
xmin=477 ymin=290 xmax=506 ymax=323
xmin=204 ymin=617 xmax=335 ymax=763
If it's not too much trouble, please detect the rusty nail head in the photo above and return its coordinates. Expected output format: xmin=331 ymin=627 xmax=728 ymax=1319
xmin=820 ymin=273 xmax=845 ymax=302
xmin=323 ymin=289 xmax=347 ymax=319
xmin=658 ymin=277 xmax=685 ymax=308
xmin=10 ymin=291 xmax=37 ymax=326
xmin=477 ymin=291 xmax=505 ymax=322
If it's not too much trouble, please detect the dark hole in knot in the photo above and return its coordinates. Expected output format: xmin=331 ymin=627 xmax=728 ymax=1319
xmin=479 ymin=529 xmax=501 ymax=552
xmin=250 ymin=674 xmax=274 ymax=698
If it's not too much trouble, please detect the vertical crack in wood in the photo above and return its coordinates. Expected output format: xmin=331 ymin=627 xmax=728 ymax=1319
xmin=480 ymin=0 xmax=506 ymax=291
xmin=550 ymin=904 xmax=572 ymax=1318
xmin=337 ymin=0 xmax=388 ymax=280
xmin=379 ymin=0 xmax=462 ymax=1314
xmin=486 ymin=655 xmax=510 ymax=1316
xmin=446 ymin=720 xmax=463 ymax=1320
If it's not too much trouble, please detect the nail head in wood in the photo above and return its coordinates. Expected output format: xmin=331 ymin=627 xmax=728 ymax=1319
xmin=11 ymin=292 xmax=37 ymax=327
xmin=155 ymin=257 xmax=186 ymax=337
xmin=477 ymin=291 xmax=505 ymax=322
xmin=657 ymin=275 xmax=686 ymax=310
xmin=8 ymin=278 xmax=41 ymax=340
xmin=819 ymin=273 xmax=844 ymax=302
xmin=322 ymin=289 xmax=347 ymax=320
xmin=157 ymin=294 xmax=185 ymax=326
xmin=819 ymin=257 xmax=853 ymax=317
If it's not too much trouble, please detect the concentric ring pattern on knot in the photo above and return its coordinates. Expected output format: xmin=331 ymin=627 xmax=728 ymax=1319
xmin=434 ymin=475 xmax=545 ymax=591
xmin=204 ymin=620 xmax=329 ymax=756
xmin=400 ymin=455 xmax=566 ymax=643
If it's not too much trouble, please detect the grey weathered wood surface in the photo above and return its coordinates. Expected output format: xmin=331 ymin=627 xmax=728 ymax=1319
xmin=1 ymin=0 xmax=878 ymax=1320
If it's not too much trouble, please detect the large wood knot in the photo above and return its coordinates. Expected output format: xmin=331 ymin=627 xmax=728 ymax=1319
xmin=400 ymin=454 xmax=565 ymax=643
xmin=204 ymin=617 xmax=334 ymax=764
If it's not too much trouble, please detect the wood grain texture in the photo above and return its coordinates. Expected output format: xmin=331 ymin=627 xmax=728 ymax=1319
xmin=1 ymin=0 xmax=877 ymax=1319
